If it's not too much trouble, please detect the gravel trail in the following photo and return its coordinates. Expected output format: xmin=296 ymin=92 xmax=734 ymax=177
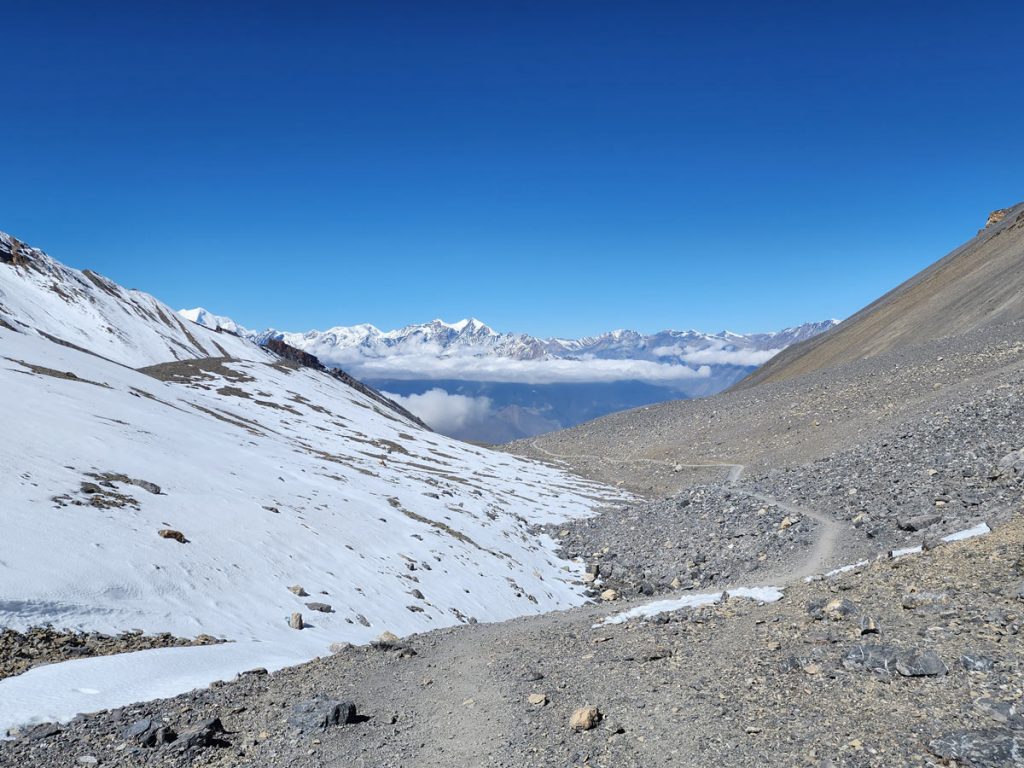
xmin=530 ymin=440 xmax=845 ymax=589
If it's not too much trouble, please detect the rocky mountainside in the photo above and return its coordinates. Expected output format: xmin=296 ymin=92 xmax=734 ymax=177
xmin=734 ymin=201 xmax=1024 ymax=390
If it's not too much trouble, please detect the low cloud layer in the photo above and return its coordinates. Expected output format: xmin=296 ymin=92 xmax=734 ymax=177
xmin=657 ymin=344 xmax=781 ymax=367
xmin=384 ymin=388 xmax=495 ymax=434
xmin=326 ymin=351 xmax=717 ymax=385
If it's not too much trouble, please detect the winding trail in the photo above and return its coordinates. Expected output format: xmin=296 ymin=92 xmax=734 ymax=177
xmin=529 ymin=440 xmax=842 ymax=587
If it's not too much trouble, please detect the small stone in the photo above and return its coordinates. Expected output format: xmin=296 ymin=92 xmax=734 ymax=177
xmin=289 ymin=612 xmax=304 ymax=630
xmin=305 ymin=602 xmax=333 ymax=613
xmin=570 ymin=706 xmax=602 ymax=731
xmin=528 ymin=693 xmax=548 ymax=706
xmin=600 ymin=589 xmax=618 ymax=602
xmin=778 ymin=516 xmax=795 ymax=530
xmin=824 ymin=598 xmax=857 ymax=621
xmin=896 ymin=649 xmax=947 ymax=677
xmin=901 ymin=591 xmax=949 ymax=610
xmin=176 ymin=718 xmax=225 ymax=750
xmin=897 ymin=514 xmax=941 ymax=532
xmin=329 ymin=642 xmax=353 ymax=654
xmin=960 ymin=652 xmax=995 ymax=672
xmin=77 ymin=758 xmax=99 ymax=766
xmin=157 ymin=528 xmax=188 ymax=543
xmin=122 ymin=718 xmax=177 ymax=747
xmin=859 ymin=616 xmax=880 ymax=635
xmin=378 ymin=631 xmax=400 ymax=643
xmin=288 ymin=585 xmax=309 ymax=596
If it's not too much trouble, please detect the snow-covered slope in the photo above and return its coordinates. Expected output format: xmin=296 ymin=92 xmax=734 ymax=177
xmin=0 ymin=234 xmax=619 ymax=732
xmin=0 ymin=232 xmax=260 ymax=368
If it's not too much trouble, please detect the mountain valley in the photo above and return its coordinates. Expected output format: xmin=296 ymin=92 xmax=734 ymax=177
xmin=1 ymin=208 xmax=1023 ymax=767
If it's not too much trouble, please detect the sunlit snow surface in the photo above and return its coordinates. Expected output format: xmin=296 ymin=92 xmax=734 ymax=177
xmin=597 ymin=586 xmax=784 ymax=627
xmin=889 ymin=522 xmax=991 ymax=559
xmin=0 ymin=327 xmax=622 ymax=733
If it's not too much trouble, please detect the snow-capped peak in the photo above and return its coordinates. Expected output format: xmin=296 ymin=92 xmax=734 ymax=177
xmin=179 ymin=307 xmax=247 ymax=336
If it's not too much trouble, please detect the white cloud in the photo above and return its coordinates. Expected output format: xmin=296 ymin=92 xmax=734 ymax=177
xmin=329 ymin=351 xmax=714 ymax=385
xmin=384 ymin=388 xmax=495 ymax=434
xmin=678 ymin=346 xmax=781 ymax=367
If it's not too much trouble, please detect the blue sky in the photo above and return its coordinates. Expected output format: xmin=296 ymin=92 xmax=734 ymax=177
xmin=2 ymin=1 xmax=1022 ymax=337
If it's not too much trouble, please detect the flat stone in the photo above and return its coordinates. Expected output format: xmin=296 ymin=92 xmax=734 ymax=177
xmin=895 ymin=649 xmax=947 ymax=677
xmin=929 ymin=730 xmax=1024 ymax=767
xmin=897 ymin=514 xmax=941 ymax=532
xmin=960 ymin=652 xmax=995 ymax=672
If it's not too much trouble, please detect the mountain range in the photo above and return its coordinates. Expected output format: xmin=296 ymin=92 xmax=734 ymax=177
xmin=178 ymin=311 xmax=838 ymax=442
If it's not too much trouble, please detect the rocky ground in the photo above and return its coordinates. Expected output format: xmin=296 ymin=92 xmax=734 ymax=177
xmin=2 ymin=510 xmax=1021 ymax=767
xmin=4 ymin=322 xmax=1024 ymax=766
xmin=0 ymin=628 xmax=223 ymax=681
xmin=547 ymin=484 xmax=821 ymax=598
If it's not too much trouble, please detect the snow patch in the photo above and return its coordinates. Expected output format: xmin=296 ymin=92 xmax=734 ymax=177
xmin=596 ymin=586 xmax=783 ymax=627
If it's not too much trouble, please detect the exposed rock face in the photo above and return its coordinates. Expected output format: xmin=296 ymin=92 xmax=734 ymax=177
xmin=0 ymin=234 xmax=31 ymax=267
xmin=986 ymin=207 xmax=1011 ymax=227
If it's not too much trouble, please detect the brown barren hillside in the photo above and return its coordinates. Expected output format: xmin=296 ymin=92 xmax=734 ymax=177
xmin=734 ymin=201 xmax=1024 ymax=391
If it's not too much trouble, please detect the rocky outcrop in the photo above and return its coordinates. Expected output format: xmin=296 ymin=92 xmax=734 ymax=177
xmin=0 ymin=234 xmax=32 ymax=267
xmin=985 ymin=207 xmax=1011 ymax=227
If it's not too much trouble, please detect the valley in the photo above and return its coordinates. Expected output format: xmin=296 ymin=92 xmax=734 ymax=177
xmin=1 ymin=207 xmax=1023 ymax=767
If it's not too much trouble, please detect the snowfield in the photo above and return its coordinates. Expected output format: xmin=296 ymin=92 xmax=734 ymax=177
xmin=0 ymin=236 xmax=622 ymax=733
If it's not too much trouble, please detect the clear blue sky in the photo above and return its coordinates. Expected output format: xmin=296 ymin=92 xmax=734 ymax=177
xmin=2 ymin=2 xmax=1022 ymax=337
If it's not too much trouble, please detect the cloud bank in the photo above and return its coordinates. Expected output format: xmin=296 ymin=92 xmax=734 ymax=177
xmin=383 ymin=388 xmax=495 ymax=434
xmin=327 ymin=351 xmax=717 ymax=385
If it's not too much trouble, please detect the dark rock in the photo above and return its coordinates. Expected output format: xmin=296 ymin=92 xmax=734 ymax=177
xmin=961 ymin=652 xmax=995 ymax=672
xmin=975 ymin=698 xmax=1024 ymax=730
xmin=897 ymin=514 xmax=941 ymax=532
xmin=842 ymin=644 xmax=900 ymax=674
xmin=132 ymin=479 xmax=162 ymax=495
xmin=288 ymin=699 xmax=358 ymax=730
xmin=157 ymin=528 xmax=188 ymax=544
xmin=122 ymin=718 xmax=177 ymax=747
xmin=21 ymin=723 xmax=61 ymax=741
xmin=305 ymin=602 xmax=333 ymax=613
xmin=843 ymin=644 xmax=945 ymax=677
xmin=176 ymin=717 xmax=226 ymax=750
xmin=929 ymin=729 xmax=1024 ymax=767
xmin=895 ymin=649 xmax=947 ymax=677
